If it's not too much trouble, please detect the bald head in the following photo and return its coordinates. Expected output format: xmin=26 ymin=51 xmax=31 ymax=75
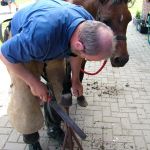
xmin=79 ymin=21 xmax=115 ymax=57
xmin=97 ymin=25 xmax=115 ymax=56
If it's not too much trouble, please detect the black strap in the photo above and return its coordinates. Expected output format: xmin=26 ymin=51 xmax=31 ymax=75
xmin=115 ymin=35 xmax=127 ymax=41
xmin=70 ymin=52 xmax=77 ymax=57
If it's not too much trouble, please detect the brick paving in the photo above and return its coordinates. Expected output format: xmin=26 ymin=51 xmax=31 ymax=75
xmin=0 ymin=7 xmax=150 ymax=150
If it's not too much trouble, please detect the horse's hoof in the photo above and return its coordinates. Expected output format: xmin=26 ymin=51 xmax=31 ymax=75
xmin=47 ymin=125 xmax=64 ymax=145
xmin=28 ymin=141 xmax=42 ymax=150
xmin=77 ymin=96 xmax=88 ymax=107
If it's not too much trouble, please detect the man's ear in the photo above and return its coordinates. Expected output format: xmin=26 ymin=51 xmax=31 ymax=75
xmin=75 ymin=41 xmax=84 ymax=51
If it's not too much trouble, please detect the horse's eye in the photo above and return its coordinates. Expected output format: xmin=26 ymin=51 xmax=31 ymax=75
xmin=103 ymin=20 xmax=112 ymax=27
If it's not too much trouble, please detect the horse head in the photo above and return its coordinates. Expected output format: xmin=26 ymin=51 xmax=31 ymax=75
xmin=97 ymin=0 xmax=132 ymax=67
xmin=67 ymin=0 xmax=132 ymax=67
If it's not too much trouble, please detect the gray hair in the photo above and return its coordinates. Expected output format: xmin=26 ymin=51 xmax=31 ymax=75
xmin=79 ymin=20 xmax=114 ymax=55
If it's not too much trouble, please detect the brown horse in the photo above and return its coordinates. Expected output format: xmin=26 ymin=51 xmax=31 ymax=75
xmin=67 ymin=0 xmax=132 ymax=67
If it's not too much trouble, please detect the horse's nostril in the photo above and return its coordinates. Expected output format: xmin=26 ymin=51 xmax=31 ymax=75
xmin=111 ymin=56 xmax=129 ymax=67
xmin=114 ymin=57 xmax=120 ymax=64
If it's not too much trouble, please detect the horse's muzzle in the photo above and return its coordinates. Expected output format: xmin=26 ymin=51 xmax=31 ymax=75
xmin=110 ymin=55 xmax=129 ymax=67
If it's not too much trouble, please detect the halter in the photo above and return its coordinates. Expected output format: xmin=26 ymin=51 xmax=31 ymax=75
xmin=115 ymin=35 xmax=127 ymax=41
xmin=80 ymin=34 xmax=127 ymax=75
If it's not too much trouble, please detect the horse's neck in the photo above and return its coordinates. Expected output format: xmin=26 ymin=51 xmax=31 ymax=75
xmin=66 ymin=0 xmax=100 ymax=18
xmin=66 ymin=0 xmax=74 ymax=3
xmin=66 ymin=0 xmax=91 ymax=5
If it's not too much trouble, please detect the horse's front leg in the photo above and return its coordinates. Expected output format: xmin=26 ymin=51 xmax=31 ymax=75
xmin=63 ymin=59 xmax=88 ymax=107
xmin=80 ymin=59 xmax=86 ymax=82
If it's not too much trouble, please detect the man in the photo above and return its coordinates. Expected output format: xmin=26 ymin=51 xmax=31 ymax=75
xmin=0 ymin=0 xmax=114 ymax=149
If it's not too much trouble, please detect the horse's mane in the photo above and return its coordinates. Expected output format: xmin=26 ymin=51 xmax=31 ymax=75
xmin=100 ymin=0 xmax=133 ymax=4
xmin=112 ymin=0 xmax=132 ymax=4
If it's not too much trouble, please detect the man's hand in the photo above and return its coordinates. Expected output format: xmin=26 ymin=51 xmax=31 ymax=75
xmin=69 ymin=56 xmax=83 ymax=97
xmin=72 ymin=80 xmax=83 ymax=97
xmin=29 ymin=79 xmax=50 ymax=102
xmin=0 ymin=53 xmax=51 ymax=102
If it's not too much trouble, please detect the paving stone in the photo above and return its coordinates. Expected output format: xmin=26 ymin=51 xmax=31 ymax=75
xmin=93 ymin=122 xmax=112 ymax=128
xmin=102 ymin=107 xmax=111 ymax=116
xmin=143 ymin=130 xmax=150 ymax=143
xmin=134 ymin=136 xmax=147 ymax=150
xmin=84 ymin=116 xmax=94 ymax=127
xmin=112 ymin=112 xmax=128 ymax=118
xmin=3 ymin=142 xmax=26 ymax=150
xmin=147 ymin=144 xmax=150 ymax=150
xmin=131 ymin=124 xmax=150 ymax=130
xmin=0 ymin=134 xmax=9 ymax=149
xmin=102 ymin=129 xmax=113 ymax=141
xmin=98 ymin=101 xmax=110 ymax=106
xmin=137 ymin=108 xmax=147 ymax=118
xmin=120 ymin=107 xmax=137 ymax=113
xmin=84 ymin=127 xmax=102 ymax=134
xmin=0 ymin=127 xmax=12 ymax=134
xmin=121 ymin=118 xmax=131 ymax=129
xmin=17 ymin=135 xmax=25 ymax=143
xmin=75 ymin=109 xmax=93 ymax=116
xmin=93 ymin=111 xmax=102 ymax=122
xmin=0 ymin=115 xmax=8 ymax=127
xmin=112 ymin=123 xmax=122 ymax=135
xmin=8 ymin=129 xmax=20 ymax=142
xmin=113 ymin=135 xmax=134 ymax=143
xmin=103 ymin=117 xmax=120 ymax=123
xmin=111 ymin=103 xmax=119 ymax=112
xmin=118 ymin=98 xmax=127 ymax=107
xmin=128 ymin=130 xmax=143 ymax=136
xmin=129 ymin=113 xmax=139 ymax=123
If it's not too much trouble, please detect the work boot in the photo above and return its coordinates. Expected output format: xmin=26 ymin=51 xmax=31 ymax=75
xmin=77 ymin=95 xmax=88 ymax=107
xmin=28 ymin=141 xmax=42 ymax=150
xmin=47 ymin=125 xmax=65 ymax=145
xmin=23 ymin=132 xmax=42 ymax=150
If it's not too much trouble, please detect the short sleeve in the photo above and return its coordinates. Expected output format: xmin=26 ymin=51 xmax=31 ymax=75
xmin=1 ymin=21 xmax=49 ymax=63
xmin=1 ymin=33 xmax=33 ymax=63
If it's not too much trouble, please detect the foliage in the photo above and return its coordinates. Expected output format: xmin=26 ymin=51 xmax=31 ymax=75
xmin=135 ymin=10 xmax=141 ymax=19
xmin=129 ymin=0 xmax=143 ymax=16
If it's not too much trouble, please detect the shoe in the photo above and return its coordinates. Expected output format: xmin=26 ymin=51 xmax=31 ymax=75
xmin=28 ymin=141 xmax=42 ymax=150
xmin=47 ymin=125 xmax=64 ymax=145
xmin=77 ymin=95 xmax=88 ymax=107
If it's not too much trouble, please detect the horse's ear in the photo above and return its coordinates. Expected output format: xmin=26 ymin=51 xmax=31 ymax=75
xmin=99 ymin=0 xmax=108 ymax=4
xmin=124 ymin=0 xmax=132 ymax=4
xmin=98 ymin=0 xmax=103 ymax=3
xmin=124 ymin=0 xmax=128 ymax=3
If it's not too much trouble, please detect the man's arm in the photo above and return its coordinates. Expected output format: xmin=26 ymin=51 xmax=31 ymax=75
xmin=69 ymin=56 xmax=83 ymax=97
xmin=0 ymin=53 xmax=49 ymax=101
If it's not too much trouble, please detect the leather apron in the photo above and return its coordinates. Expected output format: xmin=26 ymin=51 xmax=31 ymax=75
xmin=7 ymin=59 xmax=65 ymax=134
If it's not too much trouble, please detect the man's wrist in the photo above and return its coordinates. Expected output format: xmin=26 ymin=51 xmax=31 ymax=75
xmin=25 ymin=74 xmax=38 ymax=87
xmin=72 ymin=78 xmax=80 ymax=84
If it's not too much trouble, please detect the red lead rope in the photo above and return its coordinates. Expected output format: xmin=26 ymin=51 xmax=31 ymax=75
xmin=80 ymin=60 xmax=107 ymax=75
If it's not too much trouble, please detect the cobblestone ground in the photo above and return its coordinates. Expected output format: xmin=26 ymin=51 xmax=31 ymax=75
xmin=0 ymin=21 xmax=150 ymax=150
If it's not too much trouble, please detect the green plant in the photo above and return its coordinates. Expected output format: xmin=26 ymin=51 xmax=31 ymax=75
xmin=129 ymin=0 xmax=142 ymax=15
xmin=135 ymin=10 xmax=141 ymax=19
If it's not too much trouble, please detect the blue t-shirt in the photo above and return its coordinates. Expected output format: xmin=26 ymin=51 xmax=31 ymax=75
xmin=1 ymin=0 xmax=93 ymax=63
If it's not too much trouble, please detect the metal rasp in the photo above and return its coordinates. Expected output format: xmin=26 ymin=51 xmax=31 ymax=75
xmin=42 ymin=71 xmax=86 ymax=140
xmin=50 ymin=100 xmax=87 ymax=140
